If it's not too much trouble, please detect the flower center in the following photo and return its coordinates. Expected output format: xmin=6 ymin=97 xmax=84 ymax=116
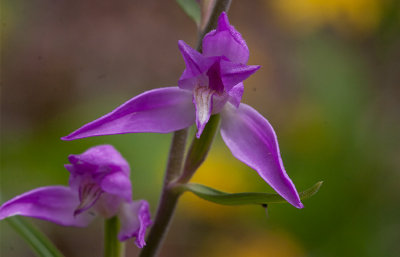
xmin=74 ymin=182 xmax=103 ymax=216
xmin=206 ymin=61 xmax=224 ymax=94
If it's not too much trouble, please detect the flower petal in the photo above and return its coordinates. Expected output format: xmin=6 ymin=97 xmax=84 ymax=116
xmin=220 ymin=103 xmax=303 ymax=208
xmin=66 ymin=145 xmax=131 ymax=191
xmin=178 ymin=40 xmax=209 ymax=76
xmin=193 ymin=86 xmax=214 ymax=138
xmin=62 ymin=87 xmax=195 ymax=140
xmin=220 ymin=60 xmax=260 ymax=92
xmin=0 ymin=186 xmax=95 ymax=226
xmin=100 ymin=171 xmax=132 ymax=202
xmin=202 ymin=12 xmax=249 ymax=64
xmin=227 ymin=82 xmax=244 ymax=108
xmin=118 ymin=200 xmax=152 ymax=248
xmin=67 ymin=145 xmax=130 ymax=175
xmin=74 ymin=182 xmax=103 ymax=216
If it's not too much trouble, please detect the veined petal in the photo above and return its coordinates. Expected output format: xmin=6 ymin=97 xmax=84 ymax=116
xmin=62 ymin=87 xmax=195 ymax=140
xmin=193 ymin=86 xmax=214 ymax=138
xmin=220 ymin=103 xmax=303 ymax=208
xmin=202 ymin=12 xmax=249 ymax=64
xmin=0 ymin=186 xmax=95 ymax=226
xmin=118 ymin=200 xmax=152 ymax=248
xmin=74 ymin=182 xmax=103 ymax=216
xmin=220 ymin=60 xmax=260 ymax=92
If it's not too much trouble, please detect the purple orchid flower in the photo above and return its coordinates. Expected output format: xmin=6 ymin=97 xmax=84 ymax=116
xmin=62 ymin=13 xmax=303 ymax=209
xmin=0 ymin=145 xmax=152 ymax=248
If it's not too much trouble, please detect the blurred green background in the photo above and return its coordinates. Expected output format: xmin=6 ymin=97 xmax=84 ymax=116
xmin=1 ymin=0 xmax=400 ymax=256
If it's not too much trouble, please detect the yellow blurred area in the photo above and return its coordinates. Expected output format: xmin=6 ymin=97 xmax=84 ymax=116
xmin=202 ymin=230 xmax=304 ymax=257
xmin=268 ymin=0 xmax=383 ymax=34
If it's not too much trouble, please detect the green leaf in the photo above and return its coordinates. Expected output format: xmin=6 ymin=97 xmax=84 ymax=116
xmin=176 ymin=0 xmax=201 ymax=25
xmin=178 ymin=181 xmax=323 ymax=206
xmin=6 ymin=216 xmax=65 ymax=257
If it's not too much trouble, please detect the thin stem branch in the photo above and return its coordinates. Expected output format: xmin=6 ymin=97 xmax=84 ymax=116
xmin=104 ymin=216 xmax=125 ymax=257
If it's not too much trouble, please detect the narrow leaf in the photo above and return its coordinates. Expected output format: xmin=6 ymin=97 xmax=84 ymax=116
xmin=6 ymin=216 xmax=65 ymax=257
xmin=176 ymin=0 xmax=201 ymax=25
xmin=178 ymin=181 xmax=323 ymax=206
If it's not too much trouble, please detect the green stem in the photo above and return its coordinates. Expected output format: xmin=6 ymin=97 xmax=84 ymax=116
xmin=104 ymin=216 xmax=125 ymax=257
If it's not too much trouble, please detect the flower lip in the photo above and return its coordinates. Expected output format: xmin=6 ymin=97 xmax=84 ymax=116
xmin=74 ymin=182 xmax=104 ymax=216
xmin=118 ymin=200 xmax=152 ymax=248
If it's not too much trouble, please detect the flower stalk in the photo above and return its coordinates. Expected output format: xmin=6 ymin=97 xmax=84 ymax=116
xmin=104 ymin=216 xmax=125 ymax=257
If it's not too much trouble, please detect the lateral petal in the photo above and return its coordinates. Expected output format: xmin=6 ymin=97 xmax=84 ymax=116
xmin=227 ymin=82 xmax=244 ymax=108
xmin=118 ymin=200 xmax=152 ymax=248
xmin=202 ymin=12 xmax=249 ymax=64
xmin=0 ymin=186 xmax=95 ymax=226
xmin=62 ymin=87 xmax=195 ymax=140
xmin=220 ymin=60 xmax=260 ymax=92
xmin=220 ymin=103 xmax=303 ymax=208
xmin=178 ymin=40 xmax=215 ymax=90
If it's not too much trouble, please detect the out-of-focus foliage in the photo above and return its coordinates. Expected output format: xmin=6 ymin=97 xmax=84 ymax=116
xmin=176 ymin=0 xmax=201 ymax=26
xmin=1 ymin=0 xmax=399 ymax=256
xmin=6 ymin=217 xmax=65 ymax=257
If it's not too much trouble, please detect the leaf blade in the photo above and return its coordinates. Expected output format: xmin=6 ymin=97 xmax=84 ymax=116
xmin=178 ymin=181 xmax=323 ymax=206
xmin=6 ymin=216 xmax=65 ymax=257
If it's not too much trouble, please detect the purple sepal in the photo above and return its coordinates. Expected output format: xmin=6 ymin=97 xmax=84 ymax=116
xmin=62 ymin=87 xmax=195 ymax=140
xmin=178 ymin=40 xmax=214 ymax=89
xmin=220 ymin=60 xmax=260 ymax=92
xmin=0 ymin=186 xmax=95 ymax=226
xmin=118 ymin=200 xmax=152 ymax=248
xmin=220 ymin=103 xmax=303 ymax=208
xmin=202 ymin=12 xmax=249 ymax=64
